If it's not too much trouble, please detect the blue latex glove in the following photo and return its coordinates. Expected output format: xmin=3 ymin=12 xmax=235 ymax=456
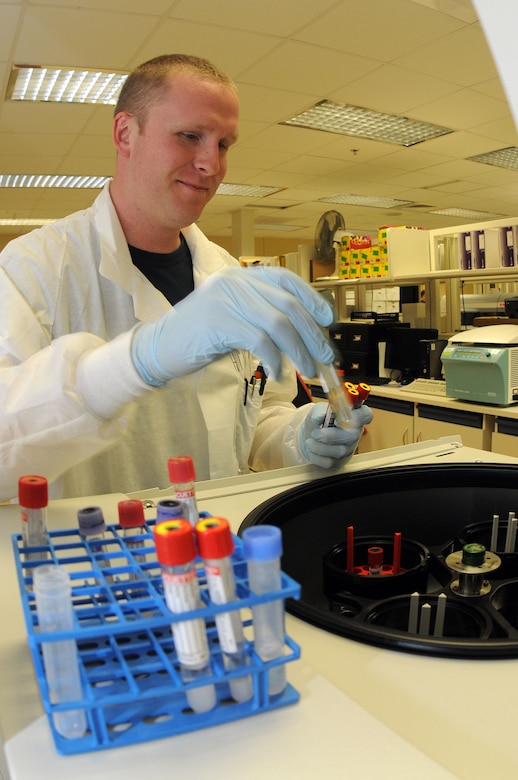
xmin=298 ymin=402 xmax=373 ymax=469
xmin=131 ymin=266 xmax=335 ymax=385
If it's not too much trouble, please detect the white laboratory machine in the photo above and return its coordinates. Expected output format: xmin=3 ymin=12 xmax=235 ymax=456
xmin=442 ymin=324 xmax=518 ymax=405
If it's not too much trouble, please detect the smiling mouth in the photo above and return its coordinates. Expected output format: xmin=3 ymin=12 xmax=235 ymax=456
xmin=179 ymin=180 xmax=209 ymax=193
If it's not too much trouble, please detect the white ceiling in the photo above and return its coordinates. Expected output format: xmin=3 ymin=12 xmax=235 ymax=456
xmin=1 ymin=0 xmax=517 ymax=242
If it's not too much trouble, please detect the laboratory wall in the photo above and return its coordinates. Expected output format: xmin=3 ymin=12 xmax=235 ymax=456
xmin=0 ymin=234 xmax=23 ymax=250
xmin=0 ymin=232 xmax=307 ymax=257
xmin=206 ymin=235 xmax=309 ymax=257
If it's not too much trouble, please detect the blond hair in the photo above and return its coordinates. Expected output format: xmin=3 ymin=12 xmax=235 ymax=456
xmin=114 ymin=54 xmax=236 ymax=128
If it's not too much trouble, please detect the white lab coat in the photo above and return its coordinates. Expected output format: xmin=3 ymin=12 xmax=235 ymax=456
xmin=0 ymin=185 xmax=309 ymax=500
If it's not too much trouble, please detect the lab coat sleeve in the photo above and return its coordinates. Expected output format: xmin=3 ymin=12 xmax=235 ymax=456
xmin=248 ymin=364 xmax=310 ymax=471
xmin=0 ymin=276 xmax=150 ymax=500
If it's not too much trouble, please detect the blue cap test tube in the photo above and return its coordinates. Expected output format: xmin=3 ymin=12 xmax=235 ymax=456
xmin=242 ymin=525 xmax=287 ymax=696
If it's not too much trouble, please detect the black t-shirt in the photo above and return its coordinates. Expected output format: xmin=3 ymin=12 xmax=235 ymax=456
xmin=129 ymin=233 xmax=194 ymax=306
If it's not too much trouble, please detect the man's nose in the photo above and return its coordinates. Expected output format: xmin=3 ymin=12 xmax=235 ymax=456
xmin=194 ymin=143 xmax=221 ymax=175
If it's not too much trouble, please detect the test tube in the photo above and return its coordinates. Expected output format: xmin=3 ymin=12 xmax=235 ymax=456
xmin=195 ymin=517 xmax=253 ymax=703
xmin=156 ymin=499 xmax=184 ymax=522
xmin=356 ymin=382 xmax=371 ymax=407
xmin=33 ymin=564 xmax=87 ymax=740
xmin=153 ymin=519 xmax=216 ymax=713
xmin=168 ymin=456 xmax=199 ymax=527
xmin=316 ymin=362 xmax=353 ymax=429
xmin=367 ymin=546 xmax=383 ymax=576
xmin=345 ymin=386 xmax=360 ymax=410
xmin=118 ymin=499 xmax=147 ymax=581
xmin=19 ymin=475 xmax=49 ymax=562
xmin=77 ymin=506 xmax=112 ymax=582
xmin=242 ymin=525 xmax=287 ymax=696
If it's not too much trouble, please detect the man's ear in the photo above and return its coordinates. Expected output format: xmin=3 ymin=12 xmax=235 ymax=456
xmin=113 ymin=112 xmax=133 ymax=158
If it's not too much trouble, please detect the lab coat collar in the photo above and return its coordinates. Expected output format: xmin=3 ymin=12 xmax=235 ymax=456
xmin=92 ymin=183 xmax=230 ymax=323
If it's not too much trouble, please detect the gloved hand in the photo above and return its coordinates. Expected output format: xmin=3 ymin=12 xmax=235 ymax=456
xmin=298 ymin=402 xmax=373 ymax=469
xmin=131 ymin=266 xmax=335 ymax=385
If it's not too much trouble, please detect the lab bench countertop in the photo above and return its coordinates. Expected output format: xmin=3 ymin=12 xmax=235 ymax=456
xmin=3 ymin=442 xmax=518 ymax=780
xmin=366 ymin=380 xmax=518 ymax=418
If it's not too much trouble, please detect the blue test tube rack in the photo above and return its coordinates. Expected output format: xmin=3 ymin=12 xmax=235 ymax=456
xmin=11 ymin=519 xmax=301 ymax=755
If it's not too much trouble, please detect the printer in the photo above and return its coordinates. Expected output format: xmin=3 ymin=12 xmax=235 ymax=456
xmin=441 ymin=324 xmax=518 ymax=405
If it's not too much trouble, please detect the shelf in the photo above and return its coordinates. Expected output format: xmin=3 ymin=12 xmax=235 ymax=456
xmin=312 ymin=217 xmax=518 ymax=331
xmin=313 ymin=265 xmax=518 ymax=289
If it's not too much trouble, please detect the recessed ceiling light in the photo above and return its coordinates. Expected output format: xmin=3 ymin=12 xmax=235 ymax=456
xmin=216 ymin=183 xmax=283 ymax=197
xmin=430 ymin=207 xmax=504 ymax=219
xmin=281 ymin=100 xmax=453 ymax=147
xmin=0 ymin=174 xmax=110 ymax=188
xmin=468 ymin=147 xmax=518 ymax=171
xmin=319 ymin=193 xmax=414 ymax=208
xmin=0 ymin=218 xmax=57 ymax=226
xmin=6 ymin=65 xmax=128 ymax=105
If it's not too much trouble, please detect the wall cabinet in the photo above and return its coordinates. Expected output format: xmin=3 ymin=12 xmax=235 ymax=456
xmin=306 ymin=381 xmax=513 ymax=455
xmin=491 ymin=417 xmax=518 ymax=457
xmin=414 ymin=404 xmax=486 ymax=450
xmin=356 ymin=396 xmax=413 ymax=454
xmin=354 ymin=387 xmax=503 ymax=455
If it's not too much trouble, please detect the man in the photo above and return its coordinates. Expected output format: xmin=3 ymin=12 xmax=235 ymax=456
xmin=0 ymin=54 xmax=371 ymax=500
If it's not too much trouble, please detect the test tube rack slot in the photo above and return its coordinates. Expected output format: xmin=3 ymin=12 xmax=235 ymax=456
xmin=12 ymin=522 xmax=301 ymax=755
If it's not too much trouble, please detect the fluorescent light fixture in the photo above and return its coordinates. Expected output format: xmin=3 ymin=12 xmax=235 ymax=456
xmin=430 ymin=207 xmax=504 ymax=219
xmin=281 ymin=100 xmax=453 ymax=147
xmin=6 ymin=65 xmax=127 ymax=105
xmin=216 ymin=183 xmax=283 ymax=197
xmin=0 ymin=218 xmax=57 ymax=227
xmin=254 ymin=223 xmax=302 ymax=231
xmin=0 ymin=174 xmax=110 ymax=188
xmin=468 ymin=147 xmax=518 ymax=171
xmin=319 ymin=193 xmax=414 ymax=208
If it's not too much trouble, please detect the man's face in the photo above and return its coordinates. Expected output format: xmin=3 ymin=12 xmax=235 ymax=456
xmin=118 ymin=71 xmax=239 ymax=234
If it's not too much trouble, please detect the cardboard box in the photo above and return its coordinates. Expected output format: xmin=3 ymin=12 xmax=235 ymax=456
xmin=386 ymin=286 xmax=401 ymax=301
xmin=370 ymin=263 xmax=386 ymax=278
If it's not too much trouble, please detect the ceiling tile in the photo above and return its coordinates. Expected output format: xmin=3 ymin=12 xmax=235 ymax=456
xmin=410 ymin=88 xmax=508 ymax=129
xmin=132 ymin=19 xmax=281 ymax=78
xmin=329 ymin=64 xmax=459 ymax=116
xmin=13 ymin=6 xmax=160 ymax=68
xmin=1 ymin=0 xmax=517 ymax=241
xmin=237 ymin=40 xmax=379 ymax=95
xmin=29 ymin=0 xmax=173 ymax=12
xmin=169 ymin=0 xmax=337 ymax=37
xmin=394 ymin=24 xmax=498 ymax=87
xmin=0 ymin=5 xmax=22 ymax=60
xmin=294 ymin=0 xmax=466 ymax=61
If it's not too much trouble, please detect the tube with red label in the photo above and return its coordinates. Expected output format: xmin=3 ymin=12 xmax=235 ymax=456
xmin=153 ymin=519 xmax=216 ymax=713
xmin=195 ymin=517 xmax=253 ymax=703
